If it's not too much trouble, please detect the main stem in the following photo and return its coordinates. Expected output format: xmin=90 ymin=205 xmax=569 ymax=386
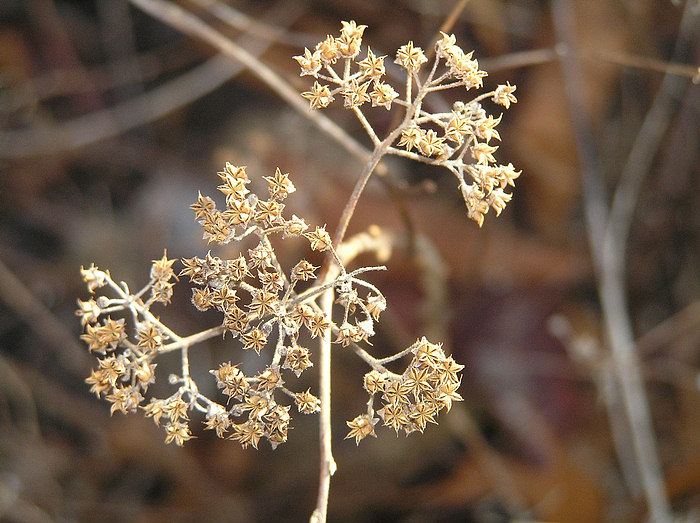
xmin=332 ymin=115 xmax=421 ymax=249
xmin=314 ymin=75 xmax=433 ymax=522
xmin=313 ymin=283 xmax=337 ymax=523
xmin=332 ymin=148 xmax=387 ymax=248
xmin=312 ymin=128 xmax=393 ymax=523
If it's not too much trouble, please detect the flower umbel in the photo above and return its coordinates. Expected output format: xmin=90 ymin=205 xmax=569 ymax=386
xmin=294 ymin=22 xmax=520 ymax=227
xmin=78 ymin=164 xmax=398 ymax=450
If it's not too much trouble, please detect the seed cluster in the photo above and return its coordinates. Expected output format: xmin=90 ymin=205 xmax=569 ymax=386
xmin=346 ymin=338 xmax=463 ymax=444
xmin=79 ymin=164 xmax=460 ymax=449
xmin=295 ymin=23 xmax=521 ymax=227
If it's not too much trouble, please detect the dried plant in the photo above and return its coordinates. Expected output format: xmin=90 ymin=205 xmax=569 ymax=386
xmin=77 ymin=21 xmax=518 ymax=522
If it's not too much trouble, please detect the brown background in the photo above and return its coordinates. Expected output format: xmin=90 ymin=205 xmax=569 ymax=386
xmin=1 ymin=1 xmax=699 ymax=522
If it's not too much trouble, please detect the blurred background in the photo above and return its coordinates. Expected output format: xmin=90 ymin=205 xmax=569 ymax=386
xmin=1 ymin=1 xmax=699 ymax=522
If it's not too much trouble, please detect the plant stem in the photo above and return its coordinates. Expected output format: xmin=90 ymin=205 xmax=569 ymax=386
xmin=313 ymin=279 xmax=337 ymax=523
xmin=332 ymin=118 xmax=416 ymax=249
xmin=312 ymin=64 xmax=441 ymax=522
xmin=157 ymin=325 xmax=225 ymax=355
xmin=313 ymin=120 xmax=402 ymax=523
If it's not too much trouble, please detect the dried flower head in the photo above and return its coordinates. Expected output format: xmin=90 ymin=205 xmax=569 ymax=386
xmin=294 ymin=48 xmax=323 ymax=77
xmin=395 ymin=41 xmax=428 ymax=72
xmin=346 ymin=338 xmax=463 ymax=442
xmin=79 ymin=163 xmax=393 ymax=451
xmin=294 ymin=21 xmax=520 ymax=227
xmin=345 ymin=413 xmax=379 ymax=445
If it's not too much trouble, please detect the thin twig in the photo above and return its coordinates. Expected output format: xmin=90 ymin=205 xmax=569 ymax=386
xmin=636 ymin=299 xmax=700 ymax=356
xmin=480 ymin=48 xmax=559 ymax=73
xmin=26 ymin=41 xmax=201 ymax=101
xmin=0 ymin=257 xmax=88 ymax=375
xmin=96 ymin=0 xmax=145 ymax=102
xmin=0 ymin=55 xmax=237 ymax=158
xmin=128 ymin=0 xmax=371 ymax=166
xmin=589 ymin=48 xmax=700 ymax=80
xmin=157 ymin=325 xmax=225 ymax=354
xmin=330 ymin=66 xmax=440 ymax=249
xmin=188 ymin=0 xmax=318 ymax=48
xmin=552 ymin=1 xmax=697 ymax=521
xmin=604 ymin=8 xmax=697 ymax=267
xmin=0 ymin=6 xmax=298 ymax=158
xmin=425 ymin=0 xmax=472 ymax=62
xmin=0 ymin=354 xmax=41 ymax=439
